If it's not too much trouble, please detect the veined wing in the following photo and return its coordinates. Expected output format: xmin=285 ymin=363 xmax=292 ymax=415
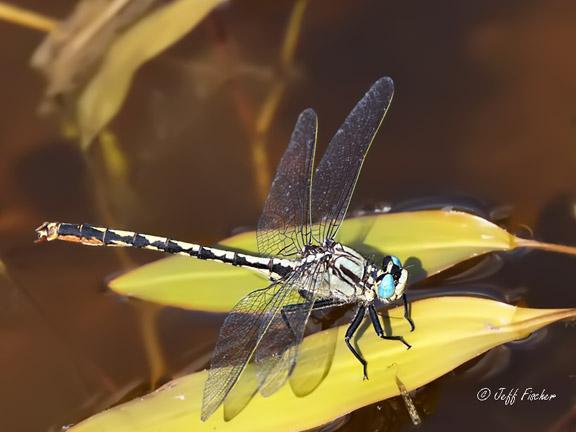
xmin=201 ymin=263 xmax=321 ymax=421
xmin=312 ymin=77 xmax=394 ymax=243
xmin=254 ymin=261 xmax=326 ymax=396
xmin=257 ymin=109 xmax=317 ymax=258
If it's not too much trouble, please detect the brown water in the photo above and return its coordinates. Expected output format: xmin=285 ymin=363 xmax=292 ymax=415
xmin=0 ymin=1 xmax=575 ymax=431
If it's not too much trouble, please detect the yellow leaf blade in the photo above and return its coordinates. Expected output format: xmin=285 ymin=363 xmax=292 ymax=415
xmin=109 ymin=210 xmax=576 ymax=311
xmin=68 ymin=297 xmax=575 ymax=432
xmin=110 ymin=256 xmax=268 ymax=310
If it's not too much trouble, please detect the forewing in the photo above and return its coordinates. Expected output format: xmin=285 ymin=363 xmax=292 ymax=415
xmin=311 ymin=77 xmax=394 ymax=243
xmin=257 ymin=109 xmax=317 ymax=257
xmin=255 ymin=262 xmax=326 ymax=396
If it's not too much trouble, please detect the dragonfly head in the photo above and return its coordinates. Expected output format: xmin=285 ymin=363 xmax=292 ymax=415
xmin=375 ymin=255 xmax=407 ymax=303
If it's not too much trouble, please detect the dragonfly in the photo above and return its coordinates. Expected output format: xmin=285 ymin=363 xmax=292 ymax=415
xmin=35 ymin=76 xmax=414 ymax=421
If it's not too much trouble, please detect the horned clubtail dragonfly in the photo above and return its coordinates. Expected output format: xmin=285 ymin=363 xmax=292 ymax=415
xmin=36 ymin=76 xmax=414 ymax=421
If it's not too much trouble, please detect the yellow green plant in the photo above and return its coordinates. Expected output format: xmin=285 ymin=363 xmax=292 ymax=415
xmin=68 ymin=297 xmax=575 ymax=432
xmin=109 ymin=210 xmax=576 ymax=311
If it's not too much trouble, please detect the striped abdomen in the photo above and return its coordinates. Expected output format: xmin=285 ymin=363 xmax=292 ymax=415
xmin=35 ymin=222 xmax=296 ymax=279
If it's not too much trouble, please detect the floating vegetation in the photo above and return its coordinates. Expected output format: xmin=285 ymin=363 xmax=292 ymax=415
xmin=31 ymin=0 xmax=224 ymax=148
xmin=108 ymin=210 xmax=576 ymax=311
xmin=67 ymin=297 xmax=576 ymax=431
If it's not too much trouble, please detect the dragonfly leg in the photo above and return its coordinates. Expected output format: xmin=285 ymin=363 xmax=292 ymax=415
xmin=280 ymin=307 xmax=299 ymax=342
xmin=403 ymin=294 xmax=415 ymax=332
xmin=345 ymin=305 xmax=368 ymax=380
xmin=369 ymin=305 xmax=411 ymax=349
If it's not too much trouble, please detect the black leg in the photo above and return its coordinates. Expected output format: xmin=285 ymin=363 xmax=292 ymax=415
xmin=369 ymin=305 xmax=411 ymax=349
xmin=345 ymin=305 xmax=368 ymax=380
xmin=403 ymin=293 xmax=415 ymax=332
xmin=280 ymin=307 xmax=299 ymax=341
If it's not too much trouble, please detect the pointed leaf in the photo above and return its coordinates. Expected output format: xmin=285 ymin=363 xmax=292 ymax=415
xmin=67 ymin=297 xmax=576 ymax=432
xmin=109 ymin=210 xmax=576 ymax=311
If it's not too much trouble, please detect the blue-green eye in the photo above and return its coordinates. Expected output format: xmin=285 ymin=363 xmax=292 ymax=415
xmin=378 ymin=274 xmax=395 ymax=298
xmin=391 ymin=256 xmax=401 ymax=266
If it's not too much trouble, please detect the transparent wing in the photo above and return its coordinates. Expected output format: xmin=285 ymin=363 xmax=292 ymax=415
xmin=254 ymin=261 xmax=326 ymax=396
xmin=290 ymin=324 xmax=339 ymax=397
xmin=201 ymin=265 xmax=318 ymax=421
xmin=257 ymin=109 xmax=317 ymax=257
xmin=312 ymin=77 xmax=394 ymax=243
xmin=289 ymin=301 xmax=349 ymax=396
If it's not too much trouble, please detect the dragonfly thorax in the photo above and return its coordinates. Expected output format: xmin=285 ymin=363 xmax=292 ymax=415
xmin=299 ymin=242 xmax=407 ymax=305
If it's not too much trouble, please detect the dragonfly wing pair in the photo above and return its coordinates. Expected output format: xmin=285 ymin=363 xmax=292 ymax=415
xmin=201 ymin=77 xmax=395 ymax=421
xmin=257 ymin=76 xmax=395 ymax=255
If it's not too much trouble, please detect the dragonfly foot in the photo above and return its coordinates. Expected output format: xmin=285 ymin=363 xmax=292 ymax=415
xmin=402 ymin=294 xmax=415 ymax=332
xmin=407 ymin=318 xmax=415 ymax=332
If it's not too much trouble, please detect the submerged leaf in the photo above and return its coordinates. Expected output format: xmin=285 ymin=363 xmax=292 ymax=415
xmin=109 ymin=210 xmax=576 ymax=311
xmin=31 ymin=0 xmax=160 ymax=108
xmin=76 ymin=0 xmax=223 ymax=147
xmin=68 ymin=297 xmax=576 ymax=432
xmin=32 ymin=0 xmax=223 ymax=147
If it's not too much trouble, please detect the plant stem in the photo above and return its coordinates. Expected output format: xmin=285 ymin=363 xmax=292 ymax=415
xmin=0 ymin=2 xmax=56 ymax=32
xmin=515 ymin=238 xmax=576 ymax=256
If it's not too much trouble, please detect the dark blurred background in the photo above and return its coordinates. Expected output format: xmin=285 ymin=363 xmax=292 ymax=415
xmin=0 ymin=1 xmax=575 ymax=431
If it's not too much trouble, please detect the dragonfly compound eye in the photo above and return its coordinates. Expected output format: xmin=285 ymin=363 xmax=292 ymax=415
xmin=377 ymin=273 xmax=396 ymax=299
xmin=382 ymin=255 xmax=402 ymax=272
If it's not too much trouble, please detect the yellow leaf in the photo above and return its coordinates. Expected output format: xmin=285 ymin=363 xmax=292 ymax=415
xmin=76 ymin=0 xmax=223 ymax=147
xmin=109 ymin=210 xmax=576 ymax=311
xmin=110 ymin=228 xmax=266 ymax=310
xmin=67 ymin=297 xmax=576 ymax=432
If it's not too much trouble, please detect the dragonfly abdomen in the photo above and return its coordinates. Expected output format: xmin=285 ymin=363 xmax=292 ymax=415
xmin=36 ymin=222 xmax=296 ymax=278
